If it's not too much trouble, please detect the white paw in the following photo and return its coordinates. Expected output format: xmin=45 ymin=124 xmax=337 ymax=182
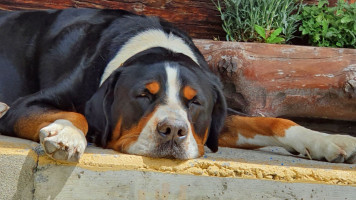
xmin=0 ymin=102 xmax=9 ymax=118
xmin=39 ymin=119 xmax=87 ymax=162
xmin=305 ymin=134 xmax=356 ymax=164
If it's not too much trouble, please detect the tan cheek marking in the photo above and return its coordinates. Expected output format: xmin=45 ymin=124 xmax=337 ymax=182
xmin=108 ymin=109 xmax=157 ymax=152
xmin=106 ymin=117 xmax=123 ymax=149
xmin=14 ymin=111 xmax=88 ymax=142
xmin=183 ymin=86 xmax=197 ymax=100
xmin=145 ymin=81 xmax=160 ymax=94
xmin=218 ymin=116 xmax=297 ymax=147
xmin=191 ymin=126 xmax=208 ymax=156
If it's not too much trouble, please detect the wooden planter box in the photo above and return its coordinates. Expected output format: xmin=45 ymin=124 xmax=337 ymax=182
xmin=194 ymin=40 xmax=356 ymax=135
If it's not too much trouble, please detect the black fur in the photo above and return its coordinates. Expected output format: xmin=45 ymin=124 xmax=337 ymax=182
xmin=0 ymin=8 xmax=226 ymax=153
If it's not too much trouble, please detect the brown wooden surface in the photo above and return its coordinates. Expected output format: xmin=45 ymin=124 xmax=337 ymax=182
xmin=1 ymin=0 xmax=352 ymax=40
xmin=194 ymin=39 xmax=356 ymax=123
xmin=194 ymin=39 xmax=356 ymax=134
xmin=0 ymin=0 xmax=225 ymax=39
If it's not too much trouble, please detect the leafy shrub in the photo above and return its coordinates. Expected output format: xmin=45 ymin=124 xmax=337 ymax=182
xmin=299 ymin=0 xmax=356 ymax=48
xmin=213 ymin=0 xmax=302 ymax=43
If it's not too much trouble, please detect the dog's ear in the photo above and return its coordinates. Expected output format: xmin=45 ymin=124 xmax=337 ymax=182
xmin=206 ymin=81 xmax=227 ymax=152
xmin=85 ymin=70 xmax=121 ymax=147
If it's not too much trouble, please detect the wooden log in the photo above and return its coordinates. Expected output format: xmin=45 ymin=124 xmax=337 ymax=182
xmin=194 ymin=39 xmax=356 ymax=123
xmin=0 ymin=1 xmax=353 ymax=39
xmin=0 ymin=0 xmax=225 ymax=39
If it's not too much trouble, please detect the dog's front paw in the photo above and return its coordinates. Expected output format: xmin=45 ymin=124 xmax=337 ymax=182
xmin=0 ymin=102 xmax=9 ymax=118
xmin=306 ymin=134 xmax=356 ymax=164
xmin=39 ymin=119 xmax=87 ymax=162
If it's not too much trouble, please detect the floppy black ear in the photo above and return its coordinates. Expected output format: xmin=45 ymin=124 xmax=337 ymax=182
xmin=85 ymin=70 xmax=121 ymax=147
xmin=206 ymin=81 xmax=227 ymax=152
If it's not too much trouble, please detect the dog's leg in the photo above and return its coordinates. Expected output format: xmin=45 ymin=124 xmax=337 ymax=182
xmin=0 ymin=105 xmax=88 ymax=162
xmin=219 ymin=115 xmax=356 ymax=164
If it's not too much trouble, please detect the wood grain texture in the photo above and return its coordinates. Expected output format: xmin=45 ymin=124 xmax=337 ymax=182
xmin=194 ymin=39 xmax=356 ymax=123
xmin=0 ymin=0 xmax=225 ymax=39
xmin=0 ymin=0 xmax=352 ymax=39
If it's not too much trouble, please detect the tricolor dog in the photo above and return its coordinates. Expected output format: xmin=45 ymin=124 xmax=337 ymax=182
xmin=0 ymin=9 xmax=355 ymax=163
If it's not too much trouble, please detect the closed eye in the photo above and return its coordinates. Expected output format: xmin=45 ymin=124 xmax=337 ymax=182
xmin=190 ymin=97 xmax=201 ymax=106
xmin=136 ymin=89 xmax=155 ymax=101
xmin=137 ymin=93 xmax=149 ymax=98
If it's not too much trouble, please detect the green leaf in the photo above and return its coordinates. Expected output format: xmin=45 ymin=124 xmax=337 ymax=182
xmin=336 ymin=10 xmax=344 ymax=16
xmin=301 ymin=28 xmax=309 ymax=35
xmin=322 ymin=21 xmax=328 ymax=34
xmin=267 ymin=37 xmax=285 ymax=44
xmin=254 ymin=24 xmax=266 ymax=39
xmin=325 ymin=31 xmax=334 ymax=38
xmin=313 ymin=34 xmax=320 ymax=41
xmin=269 ymin=27 xmax=283 ymax=40
xmin=318 ymin=0 xmax=328 ymax=8
xmin=341 ymin=16 xmax=352 ymax=23
xmin=316 ymin=14 xmax=323 ymax=22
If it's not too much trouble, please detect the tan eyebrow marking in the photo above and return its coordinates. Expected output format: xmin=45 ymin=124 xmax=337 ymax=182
xmin=183 ymin=85 xmax=197 ymax=100
xmin=145 ymin=81 xmax=160 ymax=94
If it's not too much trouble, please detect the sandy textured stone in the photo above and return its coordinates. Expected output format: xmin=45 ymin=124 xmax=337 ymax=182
xmin=194 ymin=40 xmax=356 ymax=123
xmin=33 ymin=168 xmax=356 ymax=200
xmin=33 ymin=145 xmax=356 ymax=199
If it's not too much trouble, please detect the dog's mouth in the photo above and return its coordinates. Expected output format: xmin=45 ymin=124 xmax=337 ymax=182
xmin=151 ymin=140 xmax=189 ymax=160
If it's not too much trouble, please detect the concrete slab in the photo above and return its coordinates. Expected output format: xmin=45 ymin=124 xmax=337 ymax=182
xmin=1 ymin=135 xmax=355 ymax=200
xmin=0 ymin=136 xmax=38 ymax=200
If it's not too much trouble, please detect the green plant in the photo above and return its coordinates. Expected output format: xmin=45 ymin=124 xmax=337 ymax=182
xmin=299 ymin=0 xmax=356 ymax=48
xmin=254 ymin=25 xmax=285 ymax=43
xmin=213 ymin=0 xmax=302 ymax=43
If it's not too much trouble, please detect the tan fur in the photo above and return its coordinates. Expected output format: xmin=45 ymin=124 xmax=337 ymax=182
xmin=14 ymin=111 xmax=88 ymax=142
xmin=145 ymin=81 xmax=160 ymax=94
xmin=182 ymin=86 xmax=197 ymax=100
xmin=219 ymin=116 xmax=296 ymax=148
xmin=107 ymin=109 xmax=157 ymax=152
xmin=191 ymin=128 xmax=209 ymax=156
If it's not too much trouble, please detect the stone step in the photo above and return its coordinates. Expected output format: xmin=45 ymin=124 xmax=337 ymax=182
xmin=0 ymin=135 xmax=355 ymax=200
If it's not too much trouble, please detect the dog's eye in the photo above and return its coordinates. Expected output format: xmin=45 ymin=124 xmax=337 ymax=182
xmin=189 ymin=97 xmax=201 ymax=106
xmin=137 ymin=93 xmax=149 ymax=98
xmin=192 ymin=99 xmax=201 ymax=105
xmin=136 ymin=90 xmax=154 ymax=102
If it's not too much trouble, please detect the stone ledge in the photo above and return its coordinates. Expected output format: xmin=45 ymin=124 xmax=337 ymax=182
xmin=0 ymin=135 xmax=355 ymax=199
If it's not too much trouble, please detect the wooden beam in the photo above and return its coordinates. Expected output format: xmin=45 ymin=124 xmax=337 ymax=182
xmin=0 ymin=0 xmax=225 ymax=39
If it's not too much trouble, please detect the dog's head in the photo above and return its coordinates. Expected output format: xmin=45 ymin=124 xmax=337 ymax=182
xmin=86 ymin=47 xmax=226 ymax=159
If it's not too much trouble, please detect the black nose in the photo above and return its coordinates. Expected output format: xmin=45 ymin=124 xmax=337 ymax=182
xmin=157 ymin=119 xmax=188 ymax=143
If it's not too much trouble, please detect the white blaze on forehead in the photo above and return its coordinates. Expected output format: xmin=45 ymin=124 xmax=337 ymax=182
xmin=165 ymin=65 xmax=181 ymax=105
xmin=100 ymin=29 xmax=199 ymax=86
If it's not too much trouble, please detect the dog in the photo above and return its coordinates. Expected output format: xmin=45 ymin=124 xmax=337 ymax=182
xmin=0 ymin=8 xmax=355 ymax=163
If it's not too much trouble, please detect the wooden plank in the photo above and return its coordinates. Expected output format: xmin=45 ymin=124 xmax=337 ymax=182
xmin=0 ymin=0 xmax=225 ymax=39
xmin=0 ymin=0 xmax=351 ymax=39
